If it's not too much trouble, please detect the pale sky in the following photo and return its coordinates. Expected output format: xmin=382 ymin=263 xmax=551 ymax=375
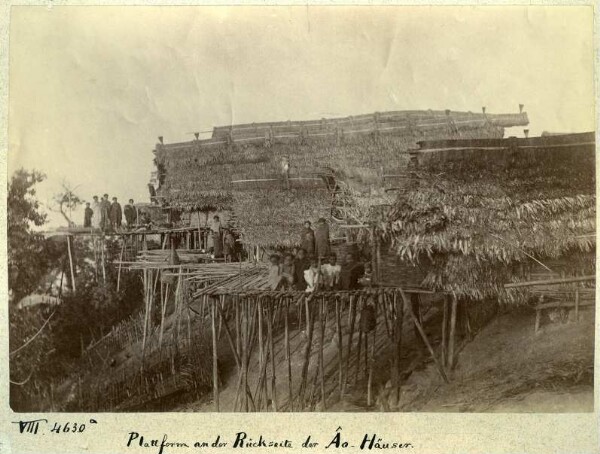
xmin=8 ymin=6 xmax=594 ymax=227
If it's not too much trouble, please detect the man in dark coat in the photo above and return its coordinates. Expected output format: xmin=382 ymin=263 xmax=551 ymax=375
xmin=339 ymin=252 xmax=364 ymax=290
xmin=110 ymin=197 xmax=122 ymax=230
xmin=83 ymin=202 xmax=93 ymax=228
xmin=100 ymin=194 xmax=111 ymax=232
xmin=300 ymin=221 xmax=315 ymax=257
xmin=314 ymin=217 xmax=330 ymax=259
xmin=123 ymin=199 xmax=137 ymax=228
xmin=293 ymin=248 xmax=310 ymax=291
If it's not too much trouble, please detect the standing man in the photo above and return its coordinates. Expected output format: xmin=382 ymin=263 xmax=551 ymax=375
xmin=293 ymin=248 xmax=310 ymax=291
xmin=300 ymin=220 xmax=315 ymax=257
xmin=124 ymin=199 xmax=137 ymax=228
xmin=314 ymin=217 xmax=331 ymax=259
xmin=211 ymin=215 xmax=223 ymax=258
xmin=110 ymin=197 xmax=123 ymax=230
xmin=83 ymin=202 xmax=93 ymax=228
xmin=91 ymin=195 xmax=102 ymax=229
xmin=100 ymin=194 xmax=111 ymax=232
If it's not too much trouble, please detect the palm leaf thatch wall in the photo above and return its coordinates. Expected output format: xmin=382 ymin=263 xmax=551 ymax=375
xmin=153 ymin=109 xmax=529 ymax=247
xmin=386 ymin=132 xmax=595 ymax=302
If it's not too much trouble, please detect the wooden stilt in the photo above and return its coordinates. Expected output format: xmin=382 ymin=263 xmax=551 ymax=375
xmin=67 ymin=235 xmax=76 ymax=292
xmin=441 ymin=295 xmax=449 ymax=367
xmin=371 ymin=227 xmax=378 ymax=284
xmin=335 ymin=297 xmax=344 ymax=400
xmin=216 ymin=301 xmax=240 ymax=369
xmin=116 ymin=239 xmax=125 ymax=292
xmin=355 ymin=328 xmax=363 ymax=384
xmin=298 ymin=296 xmax=315 ymax=409
xmin=158 ymin=282 xmax=169 ymax=357
xmin=575 ymin=289 xmax=580 ymax=322
xmin=101 ymin=237 xmax=106 ymax=284
xmin=319 ymin=297 xmax=326 ymax=410
xmin=345 ymin=296 xmax=357 ymax=387
xmin=448 ymin=295 xmax=458 ymax=370
xmin=367 ymin=329 xmax=375 ymax=406
xmin=285 ymin=298 xmax=293 ymax=411
xmin=267 ymin=299 xmax=278 ymax=411
xmin=401 ymin=288 xmax=449 ymax=383
xmin=211 ymin=298 xmax=220 ymax=411
xmin=256 ymin=298 xmax=265 ymax=410
xmin=392 ymin=291 xmax=404 ymax=403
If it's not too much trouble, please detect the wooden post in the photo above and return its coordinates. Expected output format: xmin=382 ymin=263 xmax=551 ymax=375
xmin=376 ymin=235 xmax=382 ymax=285
xmin=401 ymin=288 xmax=449 ymax=383
xmin=319 ymin=297 xmax=326 ymax=410
xmin=257 ymin=298 xmax=265 ymax=410
xmin=298 ymin=296 xmax=315 ymax=409
xmin=371 ymin=227 xmax=378 ymax=284
xmin=211 ymin=298 xmax=220 ymax=411
xmin=67 ymin=235 xmax=76 ymax=292
xmin=101 ymin=237 xmax=106 ymax=284
xmin=441 ymin=295 xmax=449 ymax=367
xmin=575 ymin=289 xmax=580 ymax=322
xmin=116 ymin=239 xmax=125 ymax=292
xmin=392 ymin=291 xmax=404 ymax=403
xmin=285 ymin=299 xmax=293 ymax=411
xmin=335 ymin=297 xmax=344 ymax=400
xmin=267 ymin=300 xmax=278 ymax=411
xmin=448 ymin=295 xmax=458 ymax=371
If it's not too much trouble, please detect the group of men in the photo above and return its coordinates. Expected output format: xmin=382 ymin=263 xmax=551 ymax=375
xmin=83 ymin=194 xmax=138 ymax=232
xmin=210 ymin=215 xmax=237 ymax=262
xmin=269 ymin=249 xmax=368 ymax=293
xmin=268 ymin=217 xmax=368 ymax=292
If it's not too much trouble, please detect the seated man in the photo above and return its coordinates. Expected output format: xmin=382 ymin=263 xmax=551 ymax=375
xmin=303 ymin=258 xmax=321 ymax=293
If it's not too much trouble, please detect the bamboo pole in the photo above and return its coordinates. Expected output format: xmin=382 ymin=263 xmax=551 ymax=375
xmin=101 ymin=237 xmax=106 ymax=284
xmin=242 ymin=299 xmax=249 ymax=412
xmin=140 ymin=269 xmax=149 ymax=373
xmin=335 ymin=297 xmax=344 ymax=400
xmin=116 ymin=239 xmax=125 ymax=292
xmin=256 ymin=298 xmax=264 ymax=409
xmin=504 ymin=275 xmax=595 ymax=288
xmin=211 ymin=298 xmax=220 ymax=411
xmin=298 ymin=296 xmax=315 ymax=409
xmin=319 ymin=297 xmax=326 ymax=410
xmin=441 ymin=295 xmax=449 ymax=367
xmin=345 ymin=295 xmax=357 ymax=387
xmin=367 ymin=328 xmax=375 ymax=406
xmin=158 ymin=282 xmax=169 ymax=357
xmin=267 ymin=299 xmax=278 ymax=411
xmin=285 ymin=298 xmax=293 ymax=411
xmin=371 ymin=227 xmax=378 ymax=284
xmin=216 ymin=301 xmax=241 ymax=369
xmin=448 ymin=295 xmax=458 ymax=370
xmin=392 ymin=291 xmax=404 ymax=403
xmin=67 ymin=236 xmax=76 ymax=292
xmin=376 ymin=233 xmax=382 ymax=285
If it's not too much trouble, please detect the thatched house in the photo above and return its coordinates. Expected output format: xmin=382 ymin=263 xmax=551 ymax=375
xmin=152 ymin=108 xmax=528 ymax=249
xmin=386 ymin=131 xmax=595 ymax=302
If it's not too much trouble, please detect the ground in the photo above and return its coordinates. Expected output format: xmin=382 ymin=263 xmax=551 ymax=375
xmin=394 ymin=307 xmax=595 ymax=413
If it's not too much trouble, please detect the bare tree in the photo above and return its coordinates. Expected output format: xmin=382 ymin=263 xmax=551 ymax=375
xmin=52 ymin=181 xmax=82 ymax=228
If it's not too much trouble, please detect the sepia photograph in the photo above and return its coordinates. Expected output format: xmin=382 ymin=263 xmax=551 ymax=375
xmin=6 ymin=5 xmax=595 ymax=419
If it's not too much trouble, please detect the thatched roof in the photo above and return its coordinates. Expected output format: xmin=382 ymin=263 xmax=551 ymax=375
xmin=386 ymin=132 xmax=595 ymax=302
xmin=153 ymin=108 xmax=529 ymax=246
